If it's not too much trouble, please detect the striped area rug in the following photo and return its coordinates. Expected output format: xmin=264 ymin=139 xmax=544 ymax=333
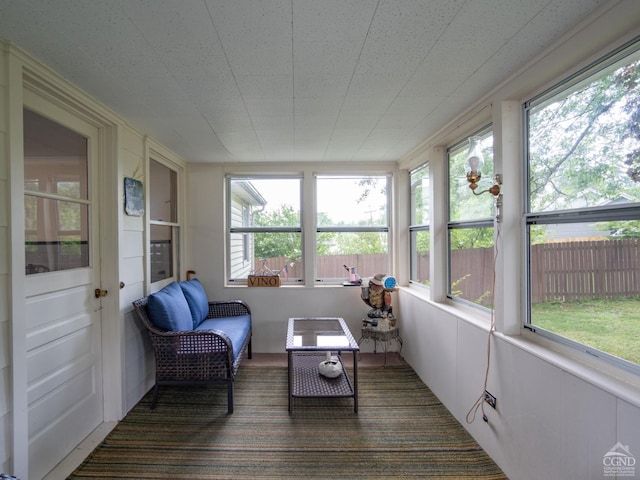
xmin=70 ymin=365 xmax=507 ymax=479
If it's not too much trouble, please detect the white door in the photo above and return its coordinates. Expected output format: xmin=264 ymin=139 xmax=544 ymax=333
xmin=23 ymin=94 xmax=104 ymax=480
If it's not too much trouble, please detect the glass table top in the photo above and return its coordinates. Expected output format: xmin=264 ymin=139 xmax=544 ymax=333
xmin=286 ymin=317 xmax=359 ymax=351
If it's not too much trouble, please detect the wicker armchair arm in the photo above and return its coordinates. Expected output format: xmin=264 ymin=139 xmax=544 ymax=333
xmin=154 ymin=330 xmax=231 ymax=346
xmin=207 ymin=300 xmax=251 ymax=319
xmin=149 ymin=328 xmax=233 ymax=354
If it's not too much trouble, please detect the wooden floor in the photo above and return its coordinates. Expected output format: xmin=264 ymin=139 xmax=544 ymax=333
xmin=244 ymin=352 xmax=406 ymax=367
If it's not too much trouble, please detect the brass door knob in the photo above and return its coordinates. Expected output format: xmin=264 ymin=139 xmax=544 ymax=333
xmin=94 ymin=288 xmax=108 ymax=298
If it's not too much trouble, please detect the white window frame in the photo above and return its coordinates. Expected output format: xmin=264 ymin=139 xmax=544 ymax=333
xmin=226 ymin=174 xmax=303 ymax=284
xmin=446 ymin=127 xmax=495 ymax=309
xmin=148 ymin=154 xmax=182 ymax=288
xmin=523 ymin=37 xmax=640 ymax=375
xmin=314 ymin=174 xmax=391 ymax=284
xmin=409 ymin=164 xmax=430 ymax=288
xmin=224 ymin=171 xmax=394 ymax=286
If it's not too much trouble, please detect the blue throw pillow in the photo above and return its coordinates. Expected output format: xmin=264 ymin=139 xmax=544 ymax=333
xmin=146 ymin=282 xmax=193 ymax=332
xmin=180 ymin=278 xmax=209 ymax=328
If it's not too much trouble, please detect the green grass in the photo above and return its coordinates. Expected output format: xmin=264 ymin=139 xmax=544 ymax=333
xmin=531 ymin=296 xmax=640 ymax=365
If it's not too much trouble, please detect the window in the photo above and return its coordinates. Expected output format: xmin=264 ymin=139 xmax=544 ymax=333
xmin=225 ymin=174 xmax=391 ymax=284
xmin=447 ymin=129 xmax=495 ymax=307
xmin=227 ymin=176 xmax=302 ymax=283
xmin=149 ymin=158 xmax=179 ymax=283
xmin=242 ymin=205 xmax=250 ymax=263
xmin=524 ymin=38 xmax=640 ymax=372
xmin=409 ymin=164 xmax=430 ymax=286
xmin=24 ymin=108 xmax=90 ymax=274
xmin=316 ymin=175 xmax=390 ymax=282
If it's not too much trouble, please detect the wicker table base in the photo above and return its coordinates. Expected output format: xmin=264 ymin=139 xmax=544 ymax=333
xmin=289 ymin=353 xmax=356 ymax=410
xmin=286 ymin=317 xmax=359 ymax=414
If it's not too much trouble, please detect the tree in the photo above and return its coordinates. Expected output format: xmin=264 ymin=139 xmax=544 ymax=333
xmin=529 ymin=58 xmax=640 ymax=214
xmin=448 ymin=138 xmax=496 ymax=250
xmin=253 ymin=205 xmax=301 ymax=261
xmin=619 ymin=62 xmax=640 ymax=184
xmin=334 ymin=231 xmax=387 ymax=255
xmin=253 ymin=207 xmax=334 ymax=260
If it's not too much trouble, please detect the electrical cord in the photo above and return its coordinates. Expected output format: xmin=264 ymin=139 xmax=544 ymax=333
xmin=466 ymin=219 xmax=501 ymax=424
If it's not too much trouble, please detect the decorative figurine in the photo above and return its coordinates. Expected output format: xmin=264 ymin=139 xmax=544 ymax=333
xmin=318 ymin=352 xmax=342 ymax=378
xmin=361 ymin=273 xmax=396 ymax=323
xmin=343 ymin=264 xmax=362 ymax=285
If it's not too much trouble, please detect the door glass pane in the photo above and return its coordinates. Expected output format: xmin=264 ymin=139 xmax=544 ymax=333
xmin=25 ymin=197 xmax=90 ymax=273
xmin=23 ymin=109 xmax=88 ymax=199
xmin=24 ymin=108 xmax=90 ymax=274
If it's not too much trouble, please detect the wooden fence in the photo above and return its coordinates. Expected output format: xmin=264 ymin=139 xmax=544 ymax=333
xmin=421 ymin=238 xmax=639 ymax=304
xmin=260 ymin=239 xmax=639 ymax=304
xmin=530 ymin=239 xmax=639 ymax=302
xmin=255 ymin=254 xmax=389 ymax=280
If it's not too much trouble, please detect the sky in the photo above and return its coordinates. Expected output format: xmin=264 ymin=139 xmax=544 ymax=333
xmin=250 ymin=177 xmax=387 ymax=224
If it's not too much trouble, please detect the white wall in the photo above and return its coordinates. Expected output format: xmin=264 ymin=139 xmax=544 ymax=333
xmin=119 ymin=128 xmax=152 ymax=413
xmin=399 ymin=290 xmax=640 ymax=480
xmin=186 ymin=163 xmax=400 ymax=353
xmin=120 ymin=134 xmax=188 ymax=413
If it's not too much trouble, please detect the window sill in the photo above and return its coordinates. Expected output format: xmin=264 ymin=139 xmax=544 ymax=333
xmin=402 ymin=285 xmax=494 ymax=332
xmin=402 ymin=285 xmax=640 ymax=408
xmin=498 ymin=330 xmax=640 ymax=408
xmin=225 ymin=283 xmax=353 ymax=288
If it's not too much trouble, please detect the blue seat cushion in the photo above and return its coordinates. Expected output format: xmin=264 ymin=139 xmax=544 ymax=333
xmin=146 ymin=282 xmax=193 ymax=332
xmin=195 ymin=314 xmax=251 ymax=361
xmin=179 ymin=278 xmax=209 ymax=328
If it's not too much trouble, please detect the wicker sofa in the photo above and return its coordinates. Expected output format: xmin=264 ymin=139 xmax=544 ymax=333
xmin=132 ymin=279 xmax=252 ymax=414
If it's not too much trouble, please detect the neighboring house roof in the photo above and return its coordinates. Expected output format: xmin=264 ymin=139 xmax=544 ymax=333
xmin=546 ymin=195 xmax=634 ymax=241
xmin=233 ymin=180 xmax=267 ymax=207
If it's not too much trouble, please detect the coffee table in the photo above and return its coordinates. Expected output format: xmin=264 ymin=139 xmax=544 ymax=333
xmin=286 ymin=317 xmax=359 ymax=413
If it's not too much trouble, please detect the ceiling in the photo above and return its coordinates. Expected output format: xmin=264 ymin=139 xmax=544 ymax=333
xmin=0 ymin=0 xmax=608 ymax=163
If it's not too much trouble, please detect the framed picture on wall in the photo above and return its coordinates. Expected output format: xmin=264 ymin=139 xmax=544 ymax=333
xmin=124 ymin=177 xmax=144 ymax=216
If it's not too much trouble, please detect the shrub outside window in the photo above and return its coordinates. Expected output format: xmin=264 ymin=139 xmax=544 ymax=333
xmin=524 ymin=38 xmax=640 ymax=372
xmin=447 ymin=130 xmax=495 ymax=308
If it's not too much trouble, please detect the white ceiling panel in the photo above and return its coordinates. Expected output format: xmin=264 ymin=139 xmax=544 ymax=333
xmin=0 ymin=0 xmax=617 ymax=163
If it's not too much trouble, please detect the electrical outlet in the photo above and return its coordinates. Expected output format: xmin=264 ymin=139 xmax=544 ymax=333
xmin=484 ymin=390 xmax=497 ymax=409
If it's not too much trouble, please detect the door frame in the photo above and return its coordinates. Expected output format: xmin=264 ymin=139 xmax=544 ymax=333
xmin=7 ymin=49 xmax=121 ymax=478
